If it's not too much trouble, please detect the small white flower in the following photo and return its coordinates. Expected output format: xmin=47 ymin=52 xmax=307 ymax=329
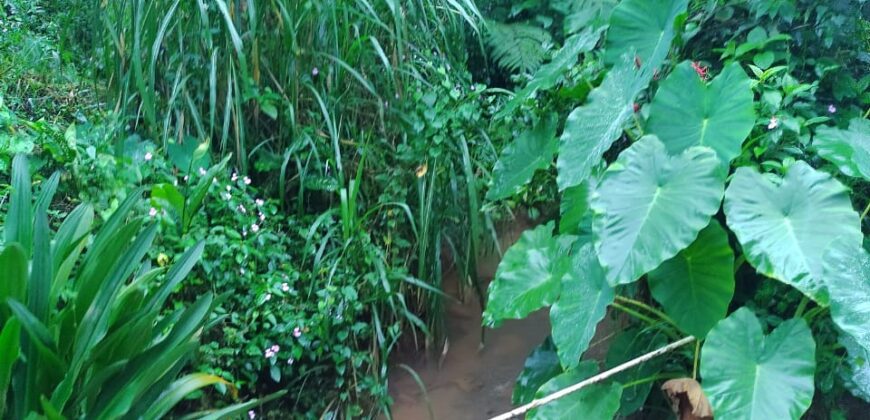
xmin=259 ymin=213 xmax=266 ymax=221
xmin=293 ymin=327 xmax=302 ymax=338
xmin=828 ymin=104 xmax=837 ymax=114
xmin=144 ymin=152 xmax=153 ymax=161
xmin=271 ymin=344 xmax=280 ymax=352
xmin=251 ymin=224 xmax=260 ymax=233
xmin=248 ymin=410 xmax=256 ymax=419
xmin=232 ymin=172 xmax=238 ymax=181
xmin=149 ymin=207 xmax=158 ymax=217
xmin=256 ymin=199 xmax=264 ymax=206
xmin=240 ymin=267 xmax=246 ymax=275
xmin=287 ymin=357 xmax=294 ymax=365
xmin=199 ymin=167 xmax=206 ymax=176
xmin=226 ymin=185 xmax=232 ymax=191
xmin=265 ymin=293 xmax=272 ymax=301
xmin=239 ymin=204 xmax=247 ymax=214
xmin=183 ymin=175 xmax=189 ymax=182
xmin=243 ymin=176 xmax=252 ymax=185
xmin=224 ymin=192 xmax=232 ymax=200
xmin=281 ymin=282 xmax=290 ymax=292
xmin=768 ymin=116 xmax=779 ymax=130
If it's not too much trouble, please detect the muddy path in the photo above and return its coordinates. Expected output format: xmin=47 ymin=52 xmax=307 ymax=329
xmin=387 ymin=221 xmax=618 ymax=420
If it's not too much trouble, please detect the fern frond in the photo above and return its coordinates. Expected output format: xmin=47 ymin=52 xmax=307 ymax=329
xmin=485 ymin=20 xmax=552 ymax=75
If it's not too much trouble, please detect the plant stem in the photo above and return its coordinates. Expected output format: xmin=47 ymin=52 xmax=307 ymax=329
xmin=615 ymin=296 xmax=678 ymax=328
xmin=794 ymin=296 xmax=809 ymax=318
xmin=692 ymin=340 xmax=700 ymax=380
xmin=861 ymin=201 xmax=870 ymax=220
xmin=621 ymin=372 xmax=684 ymax=390
xmin=612 ymin=302 xmax=659 ymax=326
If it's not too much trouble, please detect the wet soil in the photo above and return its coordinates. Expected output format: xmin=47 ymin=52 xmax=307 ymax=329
xmin=387 ymin=221 xmax=619 ymax=420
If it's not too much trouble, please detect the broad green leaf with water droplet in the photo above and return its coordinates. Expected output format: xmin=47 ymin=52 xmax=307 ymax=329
xmin=724 ymin=163 xmax=862 ymax=304
xmin=591 ymin=136 xmax=724 ymax=285
xmin=701 ymin=308 xmax=816 ymax=420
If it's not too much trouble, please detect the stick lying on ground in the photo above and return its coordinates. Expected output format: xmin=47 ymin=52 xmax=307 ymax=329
xmin=488 ymin=335 xmax=697 ymax=420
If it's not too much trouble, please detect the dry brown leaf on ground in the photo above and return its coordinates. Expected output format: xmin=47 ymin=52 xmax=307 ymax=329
xmin=661 ymin=378 xmax=714 ymax=420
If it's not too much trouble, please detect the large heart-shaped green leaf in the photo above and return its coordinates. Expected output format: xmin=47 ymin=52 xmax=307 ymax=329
xmin=527 ymin=361 xmax=623 ymax=420
xmin=723 ymin=163 xmax=862 ymax=304
xmin=840 ymin=334 xmax=870 ymax=403
xmin=483 ymin=222 xmax=564 ymax=326
xmin=648 ymin=220 xmax=735 ymax=338
xmin=814 ymin=118 xmax=870 ymax=180
xmin=487 ymin=115 xmax=558 ymax=201
xmin=556 ymin=0 xmax=685 ymax=191
xmin=513 ymin=338 xmax=563 ymax=405
xmin=603 ymin=0 xmax=688 ymax=65
xmin=701 ymin=308 xmax=816 ymax=419
xmin=822 ymin=238 xmax=870 ymax=353
xmin=550 ymin=243 xmax=614 ymax=369
xmin=646 ymin=61 xmax=755 ymax=166
xmin=591 ymin=136 xmax=725 ymax=285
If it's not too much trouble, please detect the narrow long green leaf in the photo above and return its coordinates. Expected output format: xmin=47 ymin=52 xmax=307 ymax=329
xmin=143 ymin=373 xmax=229 ymax=420
xmin=34 ymin=172 xmax=60 ymax=217
xmin=6 ymin=155 xmax=32 ymax=253
xmin=0 ymin=244 xmax=27 ymax=323
xmin=0 ymin=318 xmax=21 ymax=418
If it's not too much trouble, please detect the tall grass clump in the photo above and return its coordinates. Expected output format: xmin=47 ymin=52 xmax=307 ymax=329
xmin=93 ymin=0 xmax=502 ymax=415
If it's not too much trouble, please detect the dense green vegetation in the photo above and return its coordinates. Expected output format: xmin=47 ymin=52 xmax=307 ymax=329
xmin=1 ymin=0 xmax=869 ymax=419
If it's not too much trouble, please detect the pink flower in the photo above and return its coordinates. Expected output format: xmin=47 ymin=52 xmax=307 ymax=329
xmin=243 ymin=176 xmax=252 ymax=185
xmin=293 ymin=327 xmax=302 ymax=338
xmin=281 ymin=282 xmax=290 ymax=292
xmin=149 ymin=207 xmax=158 ymax=217
xmin=251 ymin=224 xmax=260 ymax=233
xmin=828 ymin=104 xmax=837 ymax=114
xmin=248 ymin=410 xmax=256 ymax=419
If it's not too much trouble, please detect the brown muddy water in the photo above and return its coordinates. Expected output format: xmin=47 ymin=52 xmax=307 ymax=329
xmin=387 ymin=221 xmax=615 ymax=420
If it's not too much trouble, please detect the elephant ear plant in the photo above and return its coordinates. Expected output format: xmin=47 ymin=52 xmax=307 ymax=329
xmin=0 ymin=155 xmax=273 ymax=419
xmin=483 ymin=0 xmax=870 ymax=418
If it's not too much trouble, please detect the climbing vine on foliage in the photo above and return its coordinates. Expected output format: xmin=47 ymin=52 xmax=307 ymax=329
xmin=484 ymin=0 xmax=870 ymax=418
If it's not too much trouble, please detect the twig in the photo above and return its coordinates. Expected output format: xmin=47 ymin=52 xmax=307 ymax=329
xmin=487 ymin=336 xmax=696 ymax=420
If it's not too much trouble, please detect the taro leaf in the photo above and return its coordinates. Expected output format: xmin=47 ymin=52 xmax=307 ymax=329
xmin=648 ymin=220 xmax=735 ymax=338
xmin=646 ymin=61 xmax=755 ymax=167
xmin=499 ymin=27 xmax=604 ymax=118
xmin=822 ymin=238 xmax=870 ymax=354
xmin=527 ymin=361 xmax=622 ymax=420
xmin=839 ymin=334 xmax=870 ymax=403
xmin=591 ymin=136 xmax=724 ymax=285
xmin=559 ymin=182 xmax=591 ymax=236
xmin=701 ymin=308 xmax=816 ymax=420
xmin=723 ymin=163 xmax=862 ymax=305
xmin=605 ymin=328 xmax=667 ymax=416
xmin=483 ymin=222 xmax=564 ymax=327
xmin=603 ymin=0 xmax=688 ymax=66
xmin=513 ymin=338 xmax=563 ymax=405
xmin=814 ymin=118 xmax=870 ymax=180
xmin=550 ymin=243 xmax=614 ymax=369
xmin=557 ymin=0 xmax=685 ymax=192
xmin=487 ymin=114 xmax=559 ymax=201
